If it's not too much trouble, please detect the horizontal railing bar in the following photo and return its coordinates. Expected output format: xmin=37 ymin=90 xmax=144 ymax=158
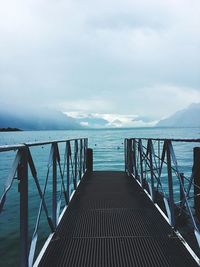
xmin=0 ymin=138 xmax=87 ymax=152
xmin=0 ymin=144 xmax=25 ymax=152
xmin=26 ymin=138 xmax=87 ymax=147
xmin=125 ymin=138 xmax=200 ymax=143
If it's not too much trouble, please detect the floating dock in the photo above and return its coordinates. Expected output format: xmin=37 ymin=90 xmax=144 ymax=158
xmin=37 ymin=171 xmax=198 ymax=266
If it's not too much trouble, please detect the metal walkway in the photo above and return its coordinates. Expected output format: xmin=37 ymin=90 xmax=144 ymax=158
xmin=38 ymin=171 xmax=198 ymax=267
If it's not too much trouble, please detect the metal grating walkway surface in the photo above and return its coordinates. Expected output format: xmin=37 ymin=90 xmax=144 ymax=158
xmin=38 ymin=171 xmax=198 ymax=267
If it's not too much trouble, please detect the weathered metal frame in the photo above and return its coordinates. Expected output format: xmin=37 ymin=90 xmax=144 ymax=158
xmin=0 ymin=138 xmax=88 ymax=267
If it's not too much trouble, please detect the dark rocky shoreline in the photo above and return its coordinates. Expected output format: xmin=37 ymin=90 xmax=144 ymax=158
xmin=0 ymin=127 xmax=22 ymax=132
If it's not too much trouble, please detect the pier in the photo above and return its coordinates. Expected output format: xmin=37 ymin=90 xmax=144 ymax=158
xmin=1 ymin=138 xmax=200 ymax=266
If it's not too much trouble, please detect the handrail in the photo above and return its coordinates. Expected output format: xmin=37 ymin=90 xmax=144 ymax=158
xmin=0 ymin=138 xmax=88 ymax=267
xmin=125 ymin=138 xmax=200 ymax=250
xmin=0 ymin=144 xmax=25 ymax=152
xmin=128 ymin=138 xmax=200 ymax=143
xmin=0 ymin=138 xmax=86 ymax=152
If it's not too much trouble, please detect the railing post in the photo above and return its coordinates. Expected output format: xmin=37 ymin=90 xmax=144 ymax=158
xmin=126 ymin=139 xmax=129 ymax=173
xmin=148 ymin=140 xmax=155 ymax=202
xmin=79 ymin=139 xmax=83 ymax=180
xmin=74 ymin=140 xmax=78 ymax=189
xmin=124 ymin=139 xmax=127 ymax=172
xmin=132 ymin=139 xmax=137 ymax=178
xmin=83 ymin=139 xmax=88 ymax=172
xmin=18 ymin=147 xmax=28 ymax=267
xmin=66 ymin=141 xmax=71 ymax=203
xmin=86 ymin=148 xmax=93 ymax=172
xmin=166 ymin=141 xmax=175 ymax=228
xmin=193 ymin=147 xmax=200 ymax=222
xmin=138 ymin=139 xmax=144 ymax=187
xmin=52 ymin=143 xmax=57 ymax=228
xmin=180 ymin=173 xmax=185 ymax=208
xmin=127 ymin=139 xmax=133 ymax=176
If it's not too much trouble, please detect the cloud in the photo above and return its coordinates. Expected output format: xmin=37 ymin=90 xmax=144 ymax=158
xmin=80 ymin=121 xmax=89 ymax=127
xmin=0 ymin=0 xmax=200 ymax=120
xmin=63 ymin=84 xmax=200 ymax=120
xmin=129 ymin=85 xmax=200 ymax=118
xmin=60 ymin=98 xmax=115 ymax=113
xmin=65 ymin=111 xmax=158 ymax=128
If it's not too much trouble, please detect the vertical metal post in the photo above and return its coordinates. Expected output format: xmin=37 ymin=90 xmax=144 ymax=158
xmin=74 ymin=140 xmax=78 ymax=189
xmin=126 ymin=139 xmax=130 ymax=173
xmin=193 ymin=147 xmax=200 ymax=222
xmin=127 ymin=139 xmax=133 ymax=176
xmin=180 ymin=173 xmax=184 ymax=208
xmin=132 ymin=139 xmax=138 ymax=179
xmin=139 ymin=139 xmax=144 ymax=187
xmin=166 ymin=141 xmax=175 ymax=228
xmin=124 ymin=139 xmax=126 ymax=172
xmin=158 ymin=140 xmax=161 ymax=174
xmin=132 ymin=139 xmax=136 ymax=177
xmin=66 ymin=141 xmax=70 ymax=203
xmin=148 ymin=140 xmax=155 ymax=202
xmin=79 ymin=139 xmax=83 ymax=180
xmin=52 ymin=143 xmax=57 ymax=228
xmin=18 ymin=147 xmax=28 ymax=267
xmin=125 ymin=139 xmax=128 ymax=173
xmin=86 ymin=148 xmax=93 ymax=172
xmin=83 ymin=139 xmax=87 ymax=172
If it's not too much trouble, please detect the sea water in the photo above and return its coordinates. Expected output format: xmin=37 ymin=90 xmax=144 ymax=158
xmin=0 ymin=127 xmax=200 ymax=266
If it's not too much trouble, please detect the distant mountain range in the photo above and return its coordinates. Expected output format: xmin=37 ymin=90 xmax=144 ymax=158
xmin=156 ymin=103 xmax=200 ymax=127
xmin=1 ymin=103 xmax=199 ymax=130
xmin=0 ymin=108 xmax=82 ymax=130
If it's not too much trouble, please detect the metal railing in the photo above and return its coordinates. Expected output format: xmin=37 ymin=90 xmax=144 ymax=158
xmin=0 ymin=138 xmax=88 ymax=267
xmin=125 ymin=138 xmax=200 ymax=250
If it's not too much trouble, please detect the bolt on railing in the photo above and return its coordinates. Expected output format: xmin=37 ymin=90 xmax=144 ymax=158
xmin=0 ymin=138 xmax=88 ymax=267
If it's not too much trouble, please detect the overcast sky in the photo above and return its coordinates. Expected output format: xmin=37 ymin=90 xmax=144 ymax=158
xmin=0 ymin=0 xmax=200 ymax=125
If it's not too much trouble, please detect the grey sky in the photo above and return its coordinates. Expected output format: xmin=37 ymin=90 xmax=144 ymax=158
xmin=0 ymin=0 xmax=200 ymax=125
